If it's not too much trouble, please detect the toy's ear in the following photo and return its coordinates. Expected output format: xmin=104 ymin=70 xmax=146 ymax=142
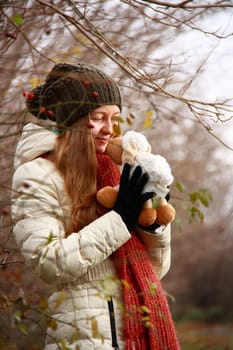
xmin=105 ymin=137 xmax=123 ymax=165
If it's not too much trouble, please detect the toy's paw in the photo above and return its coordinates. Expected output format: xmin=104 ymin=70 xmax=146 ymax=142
xmin=96 ymin=186 xmax=118 ymax=209
xmin=156 ymin=203 xmax=176 ymax=225
xmin=138 ymin=208 xmax=157 ymax=227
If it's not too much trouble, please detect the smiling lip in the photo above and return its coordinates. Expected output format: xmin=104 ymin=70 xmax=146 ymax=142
xmin=96 ymin=138 xmax=109 ymax=144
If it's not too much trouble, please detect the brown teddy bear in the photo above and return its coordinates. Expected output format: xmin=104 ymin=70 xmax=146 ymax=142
xmin=97 ymin=131 xmax=176 ymax=228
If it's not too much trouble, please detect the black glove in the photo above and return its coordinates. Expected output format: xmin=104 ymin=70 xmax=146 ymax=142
xmin=114 ymin=163 xmax=154 ymax=230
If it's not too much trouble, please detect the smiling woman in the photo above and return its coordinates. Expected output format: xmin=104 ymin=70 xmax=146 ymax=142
xmin=11 ymin=62 xmax=180 ymax=350
xmin=89 ymin=105 xmax=121 ymax=153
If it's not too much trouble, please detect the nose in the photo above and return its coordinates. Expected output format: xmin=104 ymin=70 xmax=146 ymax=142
xmin=102 ymin=117 xmax=114 ymax=134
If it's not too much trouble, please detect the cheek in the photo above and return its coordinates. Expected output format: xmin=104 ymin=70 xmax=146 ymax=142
xmin=89 ymin=122 xmax=100 ymax=136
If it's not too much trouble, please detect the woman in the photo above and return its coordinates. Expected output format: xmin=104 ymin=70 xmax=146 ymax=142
xmin=11 ymin=63 xmax=180 ymax=349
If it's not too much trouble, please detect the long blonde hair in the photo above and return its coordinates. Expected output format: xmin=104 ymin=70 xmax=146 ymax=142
xmin=53 ymin=115 xmax=98 ymax=235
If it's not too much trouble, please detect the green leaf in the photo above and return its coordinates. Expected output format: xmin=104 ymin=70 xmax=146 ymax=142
xmin=47 ymin=231 xmax=54 ymax=244
xmin=19 ymin=323 xmax=28 ymax=335
xmin=188 ymin=207 xmax=204 ymax=223
xmin=189 ymin=188 xmax=213 ymax=207
xmin=14 ymin=310 xmax=22 ymax=322
xmin=141 ymin=316 xmax=150 ymax=321
xmin=12 ymin=13 xmax=23 ymax=26
xmin=148 ymin=281 xmax=158 ymax=295
xmin=189 ymin=192 xmax=198 ymax=203
xmin=139 ymin=305 xmax=151 ymax=314
xmin=199 ymin=195 xmax=209 ymax=207
xmin=175 ymin=181 xmax=184 ymax=192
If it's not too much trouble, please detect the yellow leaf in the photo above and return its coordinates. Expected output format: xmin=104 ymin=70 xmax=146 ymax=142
xmin=139 ymin=305 xmax=151 ymax=314
xmin=147 ymin=110 xmax=154 ymax=118
xmin=129 ymin=113 xmax=136 ymax=119
xmin=115 ymin=116 xmax=124 ymax=123
xmin=144 ymin=118 xmax=152 ymax=128
xmin=55 ymin=290 xmax=66 ymax=309
xmin=48 ymin=318 xmax=58 ymax=330
xmin=73 ymin=47 xmax=82 ymax=55
xmin=113 ymin=123 xmax=122 ymax=136
xmin=126 ymin=113 xmax=136 ymax=126
xmin=91 ymin=318 xmax=99 ymax=338
xmin=28 ymin=76 xmax=43 ymax=88
xmin=121 ymin=279 xmax=130 ymax=289
xmin=144 ymin=110 xmax=154 ymax=128
xmin=126 ymin=117 xmax=133 ymax=125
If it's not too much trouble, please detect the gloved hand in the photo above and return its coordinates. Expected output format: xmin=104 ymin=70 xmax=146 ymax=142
xmin=113 ymin=163 xmax=154 ymax=230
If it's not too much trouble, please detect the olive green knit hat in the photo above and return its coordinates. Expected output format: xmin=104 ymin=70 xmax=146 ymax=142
xmin=26 ymin=63 xmax=122 ymax=127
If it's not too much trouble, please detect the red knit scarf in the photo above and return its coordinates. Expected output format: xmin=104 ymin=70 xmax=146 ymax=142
xmin=97 ymin=154 xmax=180 ymax=350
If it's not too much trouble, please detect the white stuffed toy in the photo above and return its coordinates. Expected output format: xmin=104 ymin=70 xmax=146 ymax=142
xmin=97 ymin=131 xmax=176 ymax=227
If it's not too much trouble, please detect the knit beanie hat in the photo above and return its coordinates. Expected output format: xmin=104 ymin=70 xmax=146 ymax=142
xmin=26 ymin=63 xmax=122 ymax=127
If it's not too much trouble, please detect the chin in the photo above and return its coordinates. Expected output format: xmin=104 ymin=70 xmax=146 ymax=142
xmin=95 ymin=147 xmax=106 ymax=154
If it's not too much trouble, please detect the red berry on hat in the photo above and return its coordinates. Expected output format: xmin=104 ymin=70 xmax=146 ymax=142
xmin=40 ymin=107 xmax=46 ymax=113
xmin=27 ymin=92 xmax=34 ymax=100
xmin=47 ymin=110 xmax=55 ymax=118
xmin=92 ymin=91 xmax=99 ymax=97
xmin=83 ymin=81 xmax=90 ymax=87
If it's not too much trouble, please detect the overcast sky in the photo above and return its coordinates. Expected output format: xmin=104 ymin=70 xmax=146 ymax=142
xmin=161 ymin=11 xmax=233 ymax=155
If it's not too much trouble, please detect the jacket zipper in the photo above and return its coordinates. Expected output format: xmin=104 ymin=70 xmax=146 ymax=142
xmin=107 ymin=297 xmax=119 ymax=349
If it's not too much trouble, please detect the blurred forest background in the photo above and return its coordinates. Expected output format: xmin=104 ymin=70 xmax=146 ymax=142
xmin=0 ymin=1 xmax=233 ymax=349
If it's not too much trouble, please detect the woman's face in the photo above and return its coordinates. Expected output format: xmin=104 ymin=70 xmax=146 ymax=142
xmin=89 ymin=105 xmax=121 ymax=153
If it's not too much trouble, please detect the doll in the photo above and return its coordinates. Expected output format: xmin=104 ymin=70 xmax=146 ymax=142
xmin=97 ymin=131 xmax=176 ymax=227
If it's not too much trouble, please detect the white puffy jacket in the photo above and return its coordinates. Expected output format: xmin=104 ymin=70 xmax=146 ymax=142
xmin=11 ymin=123 xmax=172 ymax=350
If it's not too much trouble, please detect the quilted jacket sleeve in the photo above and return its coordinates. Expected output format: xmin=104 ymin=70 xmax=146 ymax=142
xmin=11 ymin=159 xmax=131 ymax=285
xmin=136 ymin=225 xmax=171 ymax=279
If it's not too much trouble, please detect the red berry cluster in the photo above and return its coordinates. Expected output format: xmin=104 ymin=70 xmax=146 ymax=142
xmin=39 ymin=106 xmax=54 ymax=117
xmin=22 ymin=92 xmax=55 ymax=118
xmin=83 ymin=81 xmax=99 ymax=97
xmin=23 ymin=91 xmax=34 ymax=100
